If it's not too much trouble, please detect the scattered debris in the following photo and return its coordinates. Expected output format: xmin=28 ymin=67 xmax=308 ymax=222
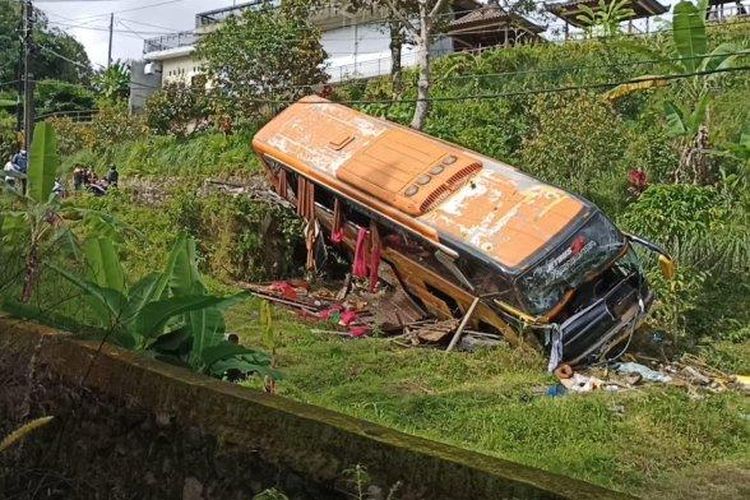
xmin=615 ymin=362 xmax=673 ymax=383
xmin=458 ymin=331 xmax=506 ymax=352
xmin=560 ymin=373 xmax=605 ymax=393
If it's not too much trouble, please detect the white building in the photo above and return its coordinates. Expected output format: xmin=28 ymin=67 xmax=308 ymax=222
xmin=142 ymin=0 xmax=483 ymax=86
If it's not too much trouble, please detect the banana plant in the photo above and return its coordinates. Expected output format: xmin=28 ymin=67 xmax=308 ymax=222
xmin=51 ymin=234 xmax=274 ymax=379
xmin=605 ymin=1 xmax=749 ymax=184
xmin=0 ymin=122 xmax=117 ymax=303
xmin=606 ymin=0 xmax=748 ymax=102
xmin=576 ymin=0 xmax=636 ymax=37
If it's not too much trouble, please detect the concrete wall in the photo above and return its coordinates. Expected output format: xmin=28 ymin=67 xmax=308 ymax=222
xmin=0 ymin=319 xmax=628 ymax=499
xmin=129 ymin=60 xmax=162 ymax=114
xmin=162 ymin=54 xmax=203 ymax=85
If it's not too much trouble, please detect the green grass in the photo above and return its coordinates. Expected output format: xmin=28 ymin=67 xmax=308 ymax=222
xmin=226 ymin=298 xmax=750 ymax=496
xmin=61 ymin=129 xmax=261 ymax=180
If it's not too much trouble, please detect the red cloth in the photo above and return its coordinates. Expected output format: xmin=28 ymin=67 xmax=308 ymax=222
xmin=352 ymin=227 xmax=370 ymax=278
xmin=369 ymin=222 xmax=382 ymax=292
xmin=339 ymin=309 xmax=358 ymax=326
xmin=269 ymin=281 xmax=297 ymax=300
xmin=331 ymin=198 xmax=344 ymax=244
xmin=348 ymin=325 xmax=369 ymax=338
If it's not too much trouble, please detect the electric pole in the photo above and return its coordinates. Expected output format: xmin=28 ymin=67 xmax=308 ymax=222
xmin=15 ymin=3 xmax=24 ymax=134
xmin=23 ymin=0 xmax=34 ymax=150
xmin=107 ymin=13 xmax=114 ymax=69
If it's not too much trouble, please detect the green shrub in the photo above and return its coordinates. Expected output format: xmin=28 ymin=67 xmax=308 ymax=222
xmin=519 ymin=92 xmax=633 ymax=215
xmin=144 ymin=81 xmax=211 ymax=137
xmin=0 ymin=110 xmax=17 ymax=162
xmin=621 ymin=184 xmax=749 ymax=340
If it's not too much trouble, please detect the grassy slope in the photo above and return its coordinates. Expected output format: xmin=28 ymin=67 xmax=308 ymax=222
xmin=225 ymin=299 xmax=749 ymax=496
xmin=53 ymin=22 xmax=750 ymax=497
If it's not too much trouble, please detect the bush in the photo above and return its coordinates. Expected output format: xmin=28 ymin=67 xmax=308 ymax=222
xmin=180 ymin=193 xmax=305 ymax=282
xmin=35 ymin=79 xmax=96 ymax=118
xmin=144 ymin=81 xmax=211 ymax=137
xmin=0 ymin=110 xmax=18 ymax=162
xmin=519 ymin=92 xmax=633 ymax=215
xmin=621 ymin=184 xmax=750 ymax=341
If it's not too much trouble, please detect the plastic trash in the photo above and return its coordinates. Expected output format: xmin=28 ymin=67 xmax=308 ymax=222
xmin=615 ymin=362 xmax=672 ymax=383
xmin=546 ymin=384 xmax=567 ymax=397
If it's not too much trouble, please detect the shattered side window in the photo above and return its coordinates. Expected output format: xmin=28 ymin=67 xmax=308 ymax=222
xmin=516 ymin=212 xmax=625 ymax=315
xmin=378 ymin=223 xmax=456 ymax=281
xmin=456 ymin=257 xmax=518 ymax=305
xmin=264 ymin=155 xmax=298 ymax=203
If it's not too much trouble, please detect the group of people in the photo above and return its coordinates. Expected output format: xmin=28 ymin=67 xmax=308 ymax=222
xmin=72 ymin=164 xmax=119 ymax=196
xmin=3 ymin=149 xmax=28 ymax=189
xmin=4 ymin=148 xmax=120 ymax=197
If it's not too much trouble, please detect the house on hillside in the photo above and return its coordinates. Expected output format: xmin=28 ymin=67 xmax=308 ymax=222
xmin=447 ymin=3 xmax=546 ymax=51
xmin=139 ymin=0 xmax=546 ymax=90
xmin=544 ymin=0 xmax=669 ymax=38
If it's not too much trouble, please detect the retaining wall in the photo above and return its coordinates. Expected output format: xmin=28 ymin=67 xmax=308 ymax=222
xmin=0 ymin=318 xmax=628 ymax=499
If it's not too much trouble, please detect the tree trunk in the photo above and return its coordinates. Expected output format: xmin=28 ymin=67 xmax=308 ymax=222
xmin=388 ymin=19 xmax=403 ymax=91
xmin=410 ymin=4 xmax=431 ymax=130
xmin=21 ymin=242 xmax=39 ymax=304
xmin=675 ymin=125 xmax=711 ymax=185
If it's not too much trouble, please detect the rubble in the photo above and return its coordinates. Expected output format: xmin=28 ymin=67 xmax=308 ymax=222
xmin=546 ymin=351 xmax=744 ymax=398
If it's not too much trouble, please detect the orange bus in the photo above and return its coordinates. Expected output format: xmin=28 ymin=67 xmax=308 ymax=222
xmin=252 ymin=96 xmax=674 ymax=368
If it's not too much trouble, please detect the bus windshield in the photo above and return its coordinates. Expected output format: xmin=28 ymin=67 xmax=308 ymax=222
xmin=516 ymin=212 xmax=625 ymax=315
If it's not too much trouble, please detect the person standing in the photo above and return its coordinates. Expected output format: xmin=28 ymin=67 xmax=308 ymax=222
xmin=105 ymin=164 xmax=119 ymax=188
xmin=11 ymin=150 xmax=28 ymax=174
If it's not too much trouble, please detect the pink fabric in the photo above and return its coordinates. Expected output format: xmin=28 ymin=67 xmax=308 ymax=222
xmin=348 ymin=326 xmax=369 ymax=338
xmin=339 ymin=309 xmax=358 ymax=326
xmin=369 ymin=223 xmax=382 ymax=292
xmin=330 ymin=198 xmax=344 ymax=244
xmin=352 ymin=227 xmax=370 ymax=278
xmin=331 ymin=229 xmax=344 ymax=244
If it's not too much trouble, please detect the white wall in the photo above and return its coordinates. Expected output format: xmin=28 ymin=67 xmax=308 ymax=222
xmin=323 ymin=22 xmax=454 ymax=83
xmin=161 ymin=55 xmax=202 ymax=85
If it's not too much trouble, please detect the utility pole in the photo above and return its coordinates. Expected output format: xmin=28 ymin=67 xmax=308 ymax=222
xmin=15 ymin=3 xmax=24 ymax=134
xmin=107 ymin=13 xmax=114 ymax=69
xmin=23 ymin=0 xmax=34 ymax=150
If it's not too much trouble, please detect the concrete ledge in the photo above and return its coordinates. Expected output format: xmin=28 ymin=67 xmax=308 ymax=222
xmin=0 ymin=319 xmax=627 ymax=499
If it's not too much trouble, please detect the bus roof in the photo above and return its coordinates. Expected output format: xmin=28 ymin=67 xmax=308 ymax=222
xmin=252 ymin=96 xmax=588 ymax=272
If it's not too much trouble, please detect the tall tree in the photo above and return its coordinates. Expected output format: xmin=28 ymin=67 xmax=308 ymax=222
xmin=196 ymin=3 xmax=328 ymax=120
xmin=380 ymin=0 xmax=452 ymax=130
xmin=0 ymin=0 xmax=93 ymax=84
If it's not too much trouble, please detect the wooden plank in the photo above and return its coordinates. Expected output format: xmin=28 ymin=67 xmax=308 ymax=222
xmin=446 ymin=296 xmax=480 ymax=352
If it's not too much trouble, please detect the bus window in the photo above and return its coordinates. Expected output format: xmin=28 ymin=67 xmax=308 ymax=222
xmin=377 ymin=223 xmax=458 ymax=284
xmin=314 ymin=184 xmax=336 ymax=212
xmin=457 ymin=256 xmax=519 ymax=305
xmin=263 ymin=155 xmax=298 ymax=204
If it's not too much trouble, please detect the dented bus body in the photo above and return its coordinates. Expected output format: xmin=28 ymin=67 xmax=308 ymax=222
xmin=252 ymin=96 xmax=674 ymax=367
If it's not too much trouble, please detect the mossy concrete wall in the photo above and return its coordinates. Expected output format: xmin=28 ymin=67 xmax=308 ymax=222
xmin=0 ymin=319 xmax=628 ymax=499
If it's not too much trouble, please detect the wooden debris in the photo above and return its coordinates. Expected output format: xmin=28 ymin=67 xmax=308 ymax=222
xmin=408 ymin=319 xmax=458 ymax=344
xmin=446 ymin=297 xmax=480 ymax=352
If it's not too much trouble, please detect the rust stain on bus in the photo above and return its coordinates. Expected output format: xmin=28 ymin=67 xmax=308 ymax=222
xmin=253 ymin=96 xmax=584 ymax=270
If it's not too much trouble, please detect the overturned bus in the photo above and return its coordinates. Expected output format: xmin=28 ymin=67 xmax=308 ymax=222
xmin=252 ymin=96 xmax=675 ymax=368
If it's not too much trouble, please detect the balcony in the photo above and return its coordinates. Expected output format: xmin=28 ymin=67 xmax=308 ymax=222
xmin=143 ymin=31 xmax=201 ymax=55
xmin=195 ymin=0 xmax=280 ymax=28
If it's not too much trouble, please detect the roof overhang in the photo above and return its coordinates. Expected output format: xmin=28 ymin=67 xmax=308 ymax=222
xmin=144 ymin=45 xmax=195 ymax=62
xmin=448 ymin=6 xmax=546 ymax=35
xmin=545 ymin=0 xmax=669 ymax=28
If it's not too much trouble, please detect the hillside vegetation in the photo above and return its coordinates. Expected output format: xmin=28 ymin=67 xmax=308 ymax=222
xmin=3 ymin=16 xmax=749 ymax=497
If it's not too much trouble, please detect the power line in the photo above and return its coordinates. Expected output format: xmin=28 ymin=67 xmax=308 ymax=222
xmin=435 ymin=49 xmax=750 ymax=83
xmin=38 ymin=43 xmax=100 ymax=70
xmin=244 ymin=65 xmax=750 ymax=105
xmin=70 ymin=0 xmax=196 ymax=24
xmin=58 ymin=64 xmax=750 ymax=111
